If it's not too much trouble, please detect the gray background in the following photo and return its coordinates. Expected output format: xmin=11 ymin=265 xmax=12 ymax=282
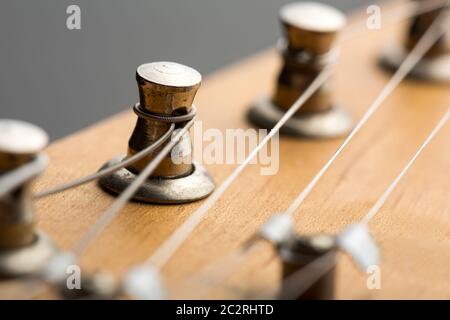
xmin=0 ymin=0 xmax=372 ymax=140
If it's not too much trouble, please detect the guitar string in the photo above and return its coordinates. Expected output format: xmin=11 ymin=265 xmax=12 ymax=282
xmin=0 ymin=28 xmax=336 ymax=299
xmin=190 ymin=105 xmax=450 ymax=300
xmin=0 ymin=0 xmax=444 ymax=299
xmin=6 ymin=68 xmax=332 ymax=300
xmin=284 ymin=10 xmax=449 ymax=218
xmin=31 ymin=0 xmax=445 ymax=200
xmin=35 ymin=0 xmax=447 ymax=277
xmin=264 ymin=107 xmax=450 ymax=300
xmin=138 ymin=0 xmax=422 ymax=271
xmin=341 ymin=0 xmax=449 ymax=41
xmin=169 ymin=12 xmax=449 ymax=299
xmin=258 ymin=250 xmax=336 ymax=300
xmin=0 ymin=155 xmax=48 ymax=198
xmin=86 ymin=7 xmax=450 ymax=297
xmin=360 ymin=108 xmax=450 ymax=225
xmin=28 ymin=0 xmax=450 ymax=300
xmin=33 ymin=0 xmax=443 ymax=255
xmin=145 ymin=68 xmax=333 ymax=269
xmin=0 ymin=67 xmax=331 ymax=300
xmin=71 ymin=118 xmax=196 ymax=257
xmin=147 ymin=0 xmax=448 ymax=273
xmin=34 ymin=123 xmax=176 ymax=199
xmin=1 ymin=119 xmax=195 ymax=299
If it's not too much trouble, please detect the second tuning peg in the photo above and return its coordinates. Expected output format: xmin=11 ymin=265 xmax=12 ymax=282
xmin=380 ymin=0 xmax=450 ymax=82
xmin=248 ymin=2 xmax=353 ymax=138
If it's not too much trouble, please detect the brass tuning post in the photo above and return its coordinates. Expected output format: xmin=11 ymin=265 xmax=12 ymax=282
xmin=380 ymin=0 xmax=450 ymax=82
xmin=248 ymin=2 xmax=353 ymax=138
xmin=277 ymin=233 xmax=337 ymax=300
xmin=99 ymin=61 xmax=215 ymax=204
xmin=0 ymin=120 xmax=57 ymax=277
xmin=259 ymin=215 xmax=337 ymax=300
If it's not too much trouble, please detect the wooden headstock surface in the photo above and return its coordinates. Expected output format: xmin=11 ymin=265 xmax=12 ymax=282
xmin=29 ymin=1 xmax=450 ymax=299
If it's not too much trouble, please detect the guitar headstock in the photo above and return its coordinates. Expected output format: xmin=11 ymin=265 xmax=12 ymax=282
xmin=0 ymin=0 xmax=449 ymax=300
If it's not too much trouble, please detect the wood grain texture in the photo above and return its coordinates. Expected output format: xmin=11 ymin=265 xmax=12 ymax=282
xmin=23 ymin=1 xmax=450 ymax=299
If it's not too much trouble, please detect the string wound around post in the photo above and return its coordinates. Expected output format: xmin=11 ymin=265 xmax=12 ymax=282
xmin=98 ymin=62 xmax=215 ymax=204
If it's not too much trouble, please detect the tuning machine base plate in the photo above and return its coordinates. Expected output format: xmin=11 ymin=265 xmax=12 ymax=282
xmin=0 ymin=231 xmax=57 ymax=278
xmin=98 ymin=156 xmax=215 ymax=204
xmin=380 ymin=44 xmax=450 ymax=83
xmin=248 ymin=97 xmax=352 ymax=139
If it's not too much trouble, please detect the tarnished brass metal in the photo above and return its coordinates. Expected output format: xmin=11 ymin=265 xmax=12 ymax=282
xmin=248 ymin=2 xmax=352 ymax=138
xmin=280 ymin=2 xmax=346 ymax=55
xmin=0 ymin=120 xmax=57 ymax=277
xmin=274 ymin=2 xmax=347 ymax=116
xmin=0 ymin=186 xmax=35 ymax=249
xmin=0 ymin=120 xmax=48 ymax=172
xmin=278 ymin=234 xmax=337 ymax=300
xmin=128 ymin=62 xmax=201 ymax=177
xmin=99 ymin=62 xmax=215 ymax=204
xmin=406 ymin=0 xmax=450 ymax=57
xmin=380 ymin=0 xmax=450 ymax=82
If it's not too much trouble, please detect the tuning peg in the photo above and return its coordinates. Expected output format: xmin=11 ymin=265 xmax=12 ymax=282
xmin=277 ymin=233 xmax=337 ymax=300
xmin=380 ymin=0 xmax=450 ymax=82
xmin=0 ymin=119 xmax=57 ymax=277
xmin=99 ymin=61 xmax=215 ymax=203
xmin=248 ymin=2 xmax=352 ymax=138
xmin=274 ymin=224 xmax=380 ymax=300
